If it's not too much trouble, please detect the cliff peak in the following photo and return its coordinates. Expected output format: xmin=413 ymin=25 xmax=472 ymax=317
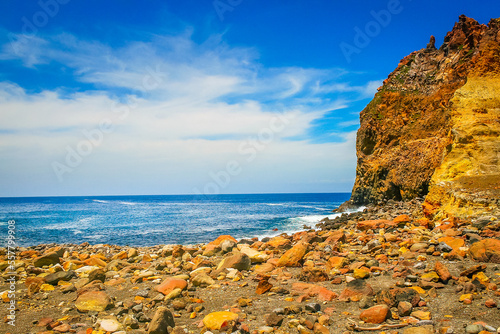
xmin=440 ymin=14 xmax=486 ymax=52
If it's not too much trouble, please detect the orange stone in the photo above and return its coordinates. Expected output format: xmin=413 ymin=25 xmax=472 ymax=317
xmin=291 ymin=282 xmax=338 ymax=301
xmin=375 ymin=254 xmax=389 ymax=264
xmin=415 ymin=218 xmax=433 ymax=229
xmin=254 ymin=262 xmax=275 ymax=275
xmin=255 ymin=277 xmax=273 ymax=295
xmin=111 ymin=250 xmax=128 ymax=260
xmin=324 ymin=230 xmax=346 ymax=244
xmin=203 ymin=311 xmax=239 ymax=331
xmin=202 ymin=243 xmax=221 ymax=257
xmin=326 ymin=256 xmax=348 ymax=270
xmin=437 ymin=237 xmax=465 ymax=252
xmin=84 ymin=257 xmax=107 ymax=267
xmin=469 ymin=239 xmax=500 ymax=263
xmin=208 ymin=235 xmax=237 ymax=246
xmin=156 ymin=278 xmax=188 ymax=295
xmin=393 ymin=215 xmax=411 ymax=225
xmin=75 ymin=291 xmax=112 ymax=312
xmin=20 ymin=250 xmax=41 ymax=258
xmin=25 ymin=276 xmax=45 ymax=288
xmin=434 ymin=261 xmax=452 ymax=282
xmin=313 ymin=323 xmax=330 ymax=334
xmin=357 ymin=220 xmax=393 ymax=231
xmin=267 ymin=236 xmax=291 ymax=249
xmin=485 ymin=299 xmax=497 ymax=308
xmin=277 ymin=243 xmax=308 ymax=267
xmin=359 ymin=304 xmax=390 ymax=324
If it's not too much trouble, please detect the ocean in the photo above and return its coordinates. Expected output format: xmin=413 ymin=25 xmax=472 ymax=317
xmin=0 ymin=193 xmax=351 ymax=247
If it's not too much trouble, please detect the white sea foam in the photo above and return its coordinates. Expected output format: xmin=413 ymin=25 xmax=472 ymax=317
xmin=118 ymin=201 xmax=137 ymax=206
xmin=94 ymin=199 xmax=137 ymax=205
xmin=82 ymin=234 xmax=105 ymax=240
xmin=92 ymin=200 xmax=109 ymax=204
xmin=249 ymin=205 xmax=367 ymax=241
xmin=293 ymin=205 xmax=332 ymax=211
xmin=290 ymin=213 xmax=341 ymax=224
xmin=43 ymin=217 xmax=93 ymax=230
xmin=290 ymin=206 xmax=366 ymax=225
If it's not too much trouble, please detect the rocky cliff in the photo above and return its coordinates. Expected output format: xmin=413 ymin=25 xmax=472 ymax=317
xmin=348 ymin=15 xmax=500 ymax=219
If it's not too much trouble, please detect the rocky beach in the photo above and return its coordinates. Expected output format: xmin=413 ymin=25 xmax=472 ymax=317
xmin=1 ymin=199 xmax=499 ymax=334
xmin=1 ymin=14 xmax=500 ymax=334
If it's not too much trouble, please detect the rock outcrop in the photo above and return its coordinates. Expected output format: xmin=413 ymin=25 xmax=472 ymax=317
xmin=349 ymin=15 xmax=500 ymax=219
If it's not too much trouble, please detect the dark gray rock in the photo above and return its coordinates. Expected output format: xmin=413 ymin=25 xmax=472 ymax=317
xmin=305 ymin=303 xmax=321 ymax=312
xmin=44 ymin=270 xmax=75 ymax=285
xmin=147 ymin=307 xmax=174 ymax=333
xmin=33 ymin=252 xmax=60 ymax=267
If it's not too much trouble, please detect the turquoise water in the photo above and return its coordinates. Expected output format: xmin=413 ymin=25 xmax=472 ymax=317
xmin=0 ymin=193 xmax=350 ymax=247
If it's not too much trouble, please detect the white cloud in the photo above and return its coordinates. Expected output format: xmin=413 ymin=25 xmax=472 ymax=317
xmin=0 ymin=32 xmax=369 ymax=196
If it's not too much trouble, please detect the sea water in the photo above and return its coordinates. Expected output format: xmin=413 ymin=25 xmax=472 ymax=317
xmin=0 ymin=193 xmax=352 ymax=247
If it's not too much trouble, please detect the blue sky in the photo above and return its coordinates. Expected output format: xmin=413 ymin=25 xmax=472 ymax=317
xmin=0 ymin=0 xmax=497 ymax=197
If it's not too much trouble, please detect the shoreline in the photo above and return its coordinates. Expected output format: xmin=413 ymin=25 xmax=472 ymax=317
xmin=1 ymin=200 xmax=499 ymax=334
xmin=9 ymin=205 xmax=368 ymax=250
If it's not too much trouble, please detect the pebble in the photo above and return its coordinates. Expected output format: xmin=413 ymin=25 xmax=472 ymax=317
xmin=203 ymin=311 xmax=239 ymax=331
xmin=465 ymin=324 xmax=484 ymax=334
xmin=148 ymin=307 xmax=175 ymax=334
xmin=135 ymin=289 xmax=149 ymax=297
xmin=99 ymin=317 xmax=122 ymax=332
xmin=305 ymin=303 xmax=321 ymax=312
xmin=264 ymin=312 xmax=284 ymax=327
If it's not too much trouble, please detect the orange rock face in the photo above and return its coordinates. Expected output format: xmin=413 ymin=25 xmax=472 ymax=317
xmin=346 ymin=15 xmax=500 ymax=219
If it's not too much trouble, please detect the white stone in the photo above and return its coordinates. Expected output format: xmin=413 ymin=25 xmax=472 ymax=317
xmin=99 ymin=317 xmax=123 ymax=332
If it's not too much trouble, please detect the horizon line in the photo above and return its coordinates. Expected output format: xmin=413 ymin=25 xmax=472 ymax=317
xmin=0 ymin=191 xmax=352 ymax=199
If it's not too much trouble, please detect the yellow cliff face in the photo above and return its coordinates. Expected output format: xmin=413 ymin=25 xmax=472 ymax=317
xmin=424 ymin=77 xmax=500 ymax=218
